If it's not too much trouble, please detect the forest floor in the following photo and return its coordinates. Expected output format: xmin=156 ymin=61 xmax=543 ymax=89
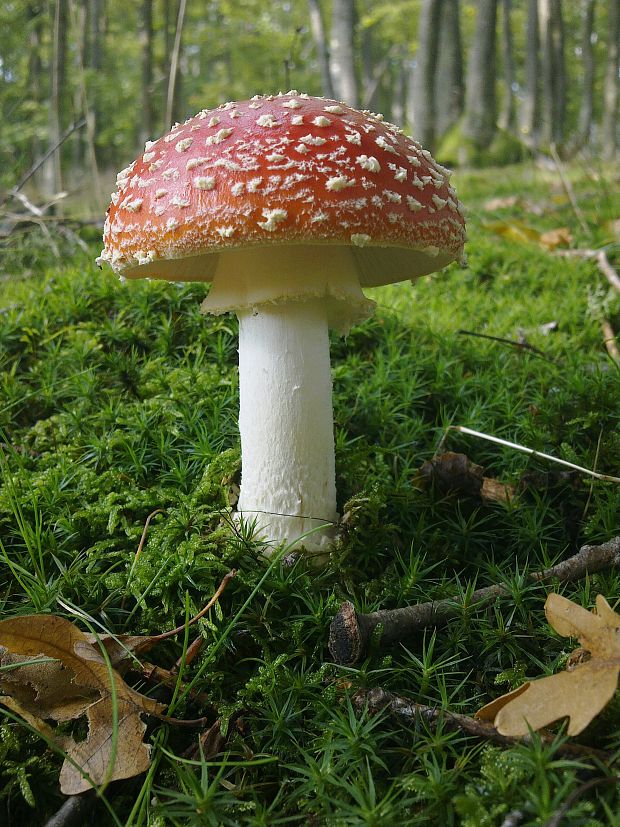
xmin=1 ymin=159 xmax=620 ymax=826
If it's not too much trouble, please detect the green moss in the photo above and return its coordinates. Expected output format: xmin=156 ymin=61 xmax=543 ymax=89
xmin=1 ymin=164 xmax=619 ymax=824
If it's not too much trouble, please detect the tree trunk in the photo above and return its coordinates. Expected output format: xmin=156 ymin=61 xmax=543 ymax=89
xmin=435 ymin=0 xmax=464 ymax=138
xmin=521 ymin=0 xmax=540 ymax=146
xmin=165 ymin=0 xmax=187 ymax=128
xmin=498 ymin=0 xmax=516 ymax=131
xmin=139 ymin=0 xmax=155 ymax=146
xmin=43 ymin=0 xmax=68 ymax=200
xmin=411 ymin=0 xmax=441 ymax=148
xmin=308 ymin=0 xmax=334 ymax=98
xmin=91 ymin=0 xmax=104 ymax=76
xmin=602 ymin=0 xmax=619 ymax=159
xmin=27 ymin=2 xmax=45 ymax=170
xmin=360 ymin=24 xmax=377 ymax=111
xmin=330 ymin=0 xmax=358 ymax=106
xmin=391 ymin=56 xmax=408 ymax=126
xmin=572 ymin=0 xmax=596 ymax=151
xmin=539 ymin=0 xmax=566 ymax=148
xmin=463 ymin=0 xmax=498 ymax=151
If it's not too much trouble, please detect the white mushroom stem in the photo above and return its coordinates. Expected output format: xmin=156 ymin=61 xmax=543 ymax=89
xmin=236 ymin=299 xmax=338 ymax=551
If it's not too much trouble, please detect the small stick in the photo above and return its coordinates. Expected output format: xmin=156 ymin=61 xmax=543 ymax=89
xmin=442 ymin=425 xmax=620 ymax=483
xmin=170 ymin=569 xmax=237 ymax=671
xmin=549 ymin=144 xmax=590 ymax=236
xmin=0 ymin=118 xmax=86 ymax=210
xmin=554 ymin=248 xmax=598 ymax=259
xmin=328 ymin=538 xmax=620 ymax=664
xmin=156 ymin=569 xmax=237 ymax=645
xmin=457 ymin=329 xmax=553 ymax=362
xmin=120 ymin=508 xmax=165 ymax=610
xmin=43 ymin=790 xmax=96 ymax=827
xmin=597 ymin=250 xmax=620 ymax=294
xmin=602 ymin=319 xmax=620 ymax=363
xmin=543 ymin=776 xmax=620 ymax=827
xmin=353 ymin=687 xmax=613 ymax=763
xmin=137 ymin=660 xmax=212 ymax=707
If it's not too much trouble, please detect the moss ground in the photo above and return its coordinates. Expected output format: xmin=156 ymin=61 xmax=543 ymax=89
xmin=1 ymin=161 xmax=620 ymax=825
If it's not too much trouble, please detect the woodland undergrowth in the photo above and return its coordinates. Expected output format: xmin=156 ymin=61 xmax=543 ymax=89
xmin=1 ymin=161 xmax=620 ymax=825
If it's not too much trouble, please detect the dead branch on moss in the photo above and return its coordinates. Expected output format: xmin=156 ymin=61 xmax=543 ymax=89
xmin=329 ymin=537 xmax=620 ymax=665
xmin=353 ymin=687 xmax=613 ymax=764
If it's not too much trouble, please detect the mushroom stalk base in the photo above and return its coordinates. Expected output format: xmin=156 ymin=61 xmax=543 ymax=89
xmin=236 ymin=299 xmax=338 ymax=552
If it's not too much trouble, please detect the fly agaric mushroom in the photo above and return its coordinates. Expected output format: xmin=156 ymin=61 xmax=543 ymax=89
xmin=97 ymin=92 xmax=466 ymax=554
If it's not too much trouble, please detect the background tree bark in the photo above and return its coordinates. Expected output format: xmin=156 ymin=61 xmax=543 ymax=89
xmin=602 ymin=0 xmax=619 ymax=159
xmin=308 ymin=0 xmax=334 ymax=98
xmin=43 ymin=0 xmax=68 ymax=200
xmin=539 ymin=0 xmax=566 ymax=148
xmin=330 ymin=0 xmax=358 ymax=106
xmin=521 ymin=0 xmax=540 ymax=146
xmin=435 ymin=0 xmax=464 ymax=139
xmin=139 ymin=0 xmax=155 ymax=146
xmin=165 ymin=0 xmax=186 ymax=128
xmin=27 ymin=2 xmax=45 ymax=170
xmin=411 ymin=0 xmax=441 ymax=148
xmin=463 ymin=0 xmax=498 ymax=151
xmin=360 ymin=23 xmax=378 ymax=111
xmin=573 ymin=0 xmax=596 ymax=152
xmin=391 ymin=55 xmax=408 ymax=127
xmin=498 ymin=0 xmax=516 ymax=131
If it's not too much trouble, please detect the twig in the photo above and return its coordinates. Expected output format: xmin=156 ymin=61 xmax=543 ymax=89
xmin=601 ymin=320 xmax=620 ymax=363
xmin=457 ymin=329 xmax=553 ymax=362
xmin=172 ymin=570 xmax=237 ymax=670
xmin=552 ymin=248 xmax=620 ymax=295
xmin=43 ymin=790 xmax=96 ymax=827
xmin=136 ymin=660 xmax=212 ymax=707
xmin=328 ymin=537 xmax=620 ymax=664
xmin=543 ymin=776 xmax=620 ymax=827
xmin=157 ymin=570 xmax=236 ymax=644
xmin=597 ymin=250 xmax=620 ymax=294
xmin=438 ymin=425 xmax=620 ymax=483
xmin=553 ymin=248 xmax=598 ymax=259
xmin=353 ymin=687 xmax=613 ymax=763
xmin=549 ymin=143 xmax=590 ymax=236
xmin=0 ymin=119 xmax=86 ymax=210
xmin=120 ymin=509 xmax=165 ymax=609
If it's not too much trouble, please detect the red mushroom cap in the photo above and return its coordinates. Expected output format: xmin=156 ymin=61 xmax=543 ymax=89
xmin=98 ymin=92 xmax=466 ymax=287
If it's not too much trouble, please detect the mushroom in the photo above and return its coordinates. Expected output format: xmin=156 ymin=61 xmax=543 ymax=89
xmin=97 ymin=92 xmax=466 ymax=554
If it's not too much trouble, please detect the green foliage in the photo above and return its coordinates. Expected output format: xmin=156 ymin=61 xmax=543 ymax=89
xmin=1 ymin=164 xmax=620 ymax=823
xmin=437 ymin=120 xmax=529 ymax=167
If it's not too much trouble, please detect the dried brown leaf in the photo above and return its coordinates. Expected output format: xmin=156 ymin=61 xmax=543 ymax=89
xmin=416 ymin=452 xmax=515 ymax=505
xmin=485 ymin=220 xmax=541 ymax=245
xmin=0 ymin=615 xmax=165 ymax=794
xmin=480 ymin=477 xmax=516 ymax=505
xmin=477 ymin=594 xmax=620 ymax=737
xmin=82 ymin=633 xmax=159 ymax=672
xmin=416 ymin=452 xmax=484 ymax=497
xmin=539 ymin=227 xmax=573 ymax=251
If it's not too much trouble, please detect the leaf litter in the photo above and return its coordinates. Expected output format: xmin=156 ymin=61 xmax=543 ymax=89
xmin=0 ymin=570 xmax=236 ymax=794
xmin=477 ymin=593 xmax=620 ymax=736
xmin=0 ymin=614 xmax=165 ymax=794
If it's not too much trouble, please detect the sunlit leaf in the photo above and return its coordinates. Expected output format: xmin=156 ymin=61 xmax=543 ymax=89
xmin=477 ymin=594 xmax=620 ymax=736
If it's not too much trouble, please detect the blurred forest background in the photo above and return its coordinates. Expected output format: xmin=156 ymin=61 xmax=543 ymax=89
xmin=0 ymin=0 xmax=619 ymax=218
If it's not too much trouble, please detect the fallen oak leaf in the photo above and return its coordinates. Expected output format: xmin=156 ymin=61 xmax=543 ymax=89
xmin=539 ymin=227 xmax=573 ymax=251
xmin=0 ymin=615 xmax=165 ymax=794
xmin=484 ymin=220 xmax=541 ymax=245
xmin=83 ymin=569 xmax=237 ymax=673
xmin=415 ymin=452 xmax=516 ymax=505
xmin=477 ymin=593 xmax=620 ymax=737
